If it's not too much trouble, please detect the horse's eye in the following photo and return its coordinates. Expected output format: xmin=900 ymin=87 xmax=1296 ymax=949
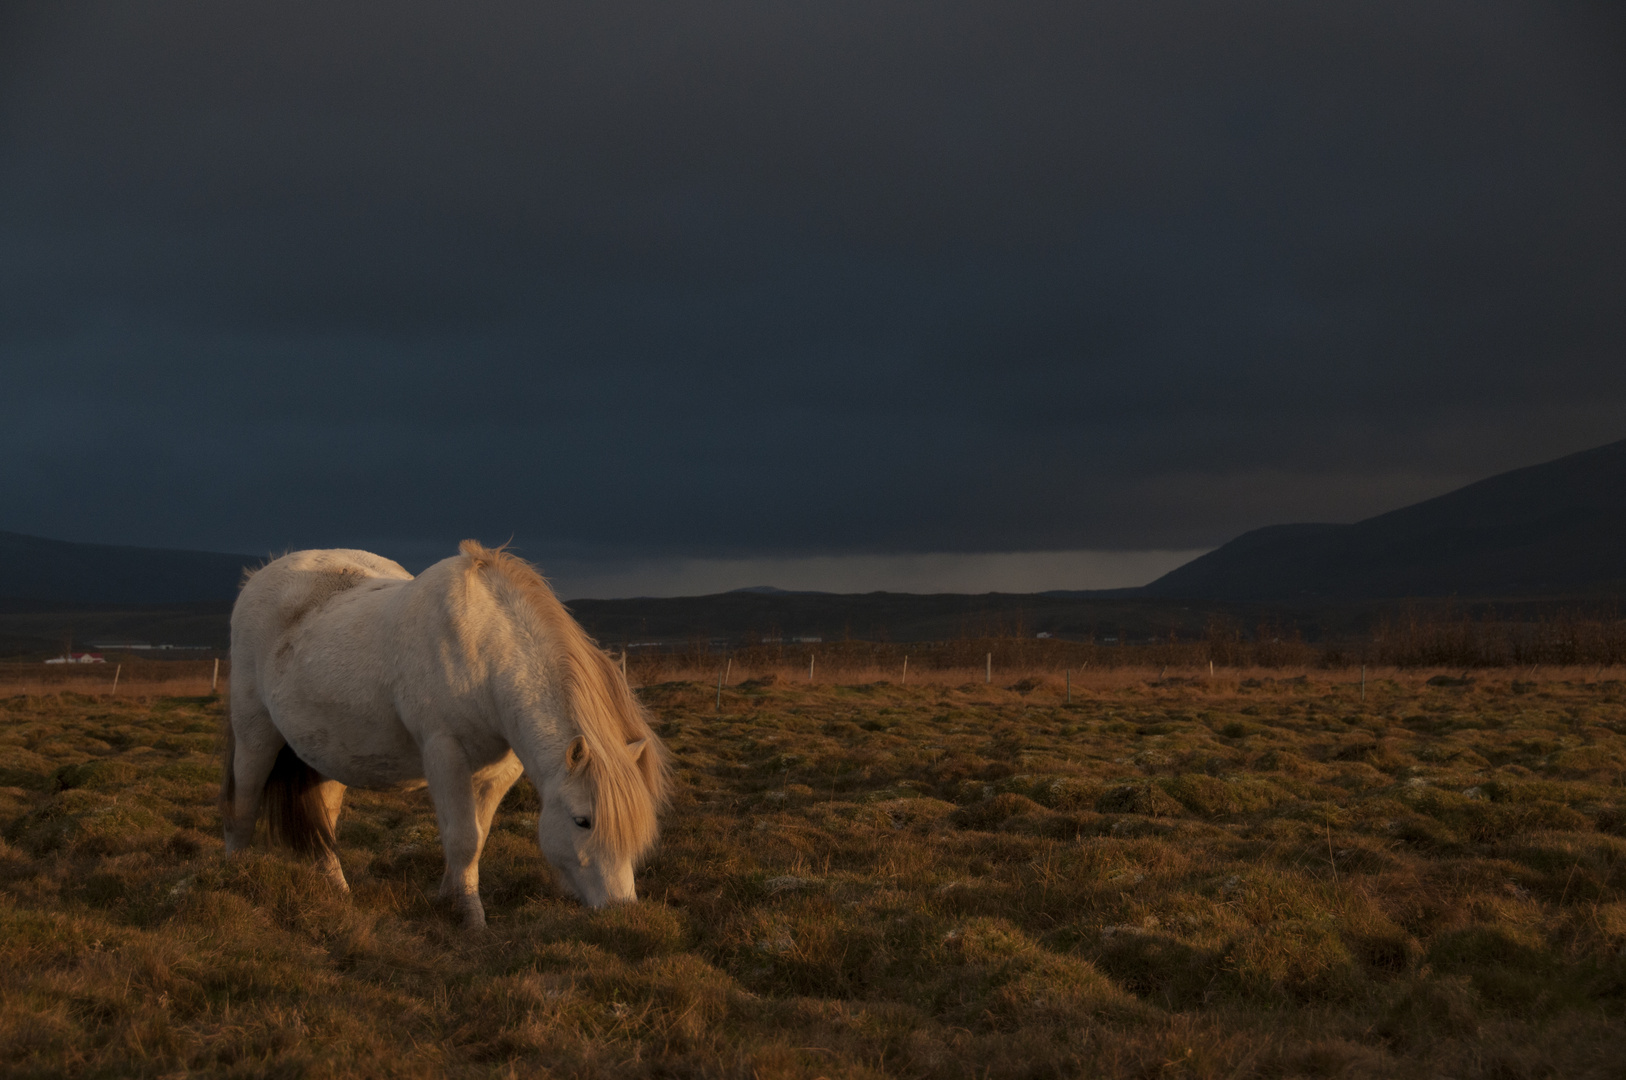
xmin=572 ymin=816 xmax=592 ymax=829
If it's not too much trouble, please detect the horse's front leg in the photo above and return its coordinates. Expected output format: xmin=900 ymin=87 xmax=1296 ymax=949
xmin=473 ymin=754 xmax=526 ymax=850
xmin=421 ymin=733 xmax=487 ymax=929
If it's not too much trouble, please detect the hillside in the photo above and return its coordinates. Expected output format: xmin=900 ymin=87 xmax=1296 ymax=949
xmin=0 ymin=599 xmax=233 ymax=658
xmin=0 ymin=531 xmax=1240 ymax=655
xmin=0 ymin=531 xmax=256 ymax=605
xmin=1142 ymin=437 xmax=1626 ymax=602
xmin=5 ymin=436 xmax=1621 ymax=650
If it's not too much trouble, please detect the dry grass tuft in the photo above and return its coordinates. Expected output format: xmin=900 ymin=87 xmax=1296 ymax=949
xmin=1 ymin=669 xmax=1624 ymax=1076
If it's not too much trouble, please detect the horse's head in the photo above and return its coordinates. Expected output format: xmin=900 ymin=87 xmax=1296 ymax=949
xmin=535 ymin=734 xmax=654 ymax=906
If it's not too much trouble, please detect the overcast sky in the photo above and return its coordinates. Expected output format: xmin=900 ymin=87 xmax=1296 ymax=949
xmin=2 ymin=1 xmax=1623 ymax=596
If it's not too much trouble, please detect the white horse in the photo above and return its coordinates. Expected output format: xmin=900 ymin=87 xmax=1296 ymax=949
xmin=222 ymin=540 xmax=668 ymax=927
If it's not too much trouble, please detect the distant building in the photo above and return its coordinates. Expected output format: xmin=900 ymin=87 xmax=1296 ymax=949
xmin=85 ymin=642 xmax=210 ymax=651
xmin=45 ymin=652 xmax=105 ymax=664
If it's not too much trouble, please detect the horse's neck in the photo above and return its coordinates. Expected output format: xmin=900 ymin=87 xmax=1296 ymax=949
xmin=499 ymin=705 xmax=573 ymax=792
xmin=446 ymin=570 xmax=576 ymax=783
xmin=482 ymin=637 xmax=573 ymax=782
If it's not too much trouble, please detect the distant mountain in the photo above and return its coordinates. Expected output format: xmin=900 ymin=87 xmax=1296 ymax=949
xmin=8 ymin=437 xmax=1620 ymax=627
xmin=0 ymin=531 xmax=258 ymax=605
xmin=1142 ymin=438 xmax=1626 ymax=602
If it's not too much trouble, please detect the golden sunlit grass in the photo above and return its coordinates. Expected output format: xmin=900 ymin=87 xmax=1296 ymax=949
xmin=2 ymin=669 xmax=1624 ymax=1077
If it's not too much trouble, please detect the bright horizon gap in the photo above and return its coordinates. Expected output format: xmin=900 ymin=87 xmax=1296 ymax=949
xmin=542 ymin=549 xmax=1211 ymax=600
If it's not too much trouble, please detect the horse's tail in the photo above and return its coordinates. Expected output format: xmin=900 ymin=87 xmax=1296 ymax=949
xmin=263 ymin=745 xmax=337 ymax=855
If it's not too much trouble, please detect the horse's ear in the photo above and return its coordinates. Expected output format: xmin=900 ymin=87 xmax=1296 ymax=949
xmin=566 ymin=735 xmax=590 ymax=774
xmin=626 ymin=738 xmax=648 ymax=765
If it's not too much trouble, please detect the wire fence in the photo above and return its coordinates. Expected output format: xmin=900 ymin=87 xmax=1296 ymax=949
xmin=4 ymin=610 xmax=1622 ymax=698
xmin=623 ymin=613 xmax=1626 ymax=682
xmin=0 ymin=660 xmax=224 ymax=698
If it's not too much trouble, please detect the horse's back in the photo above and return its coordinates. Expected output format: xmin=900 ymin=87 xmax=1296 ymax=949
xmin=232 ymin=549 xmax=413 ymax=685
xmin=231 ymin=549 xmax=427 ymax=786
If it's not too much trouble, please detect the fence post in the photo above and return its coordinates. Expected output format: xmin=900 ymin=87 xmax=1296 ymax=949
xmin=809 ymin=654 xmax=815 ymax=683
xmin=1065 ymin=668 xmax=1070 ymax=704
xmin=902 ymin=655 xmax=908 ymax=685
xmin=1360 ymin=665 xmax=1366 ymax=703
xmin=986 ymin=653 xmax=991 ymax=684
xmin=212 ymin=658 xmax=220 ymax=693
xmin=111 ymin=664 xmax=121 ymax=695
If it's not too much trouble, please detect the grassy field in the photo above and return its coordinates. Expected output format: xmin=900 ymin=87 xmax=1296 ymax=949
xmin=2 ymin=668 xmax=1624 ymax=1078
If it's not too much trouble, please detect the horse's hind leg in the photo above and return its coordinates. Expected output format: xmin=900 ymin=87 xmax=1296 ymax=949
xmin=313 ymin=778 xmax=350 ymax=892
xmin=223 ymin=703 xmax=284 ymax=853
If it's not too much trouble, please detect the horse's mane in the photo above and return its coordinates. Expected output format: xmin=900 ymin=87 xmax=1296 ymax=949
xmin=458 ymin=540 xmax=670 ymax=862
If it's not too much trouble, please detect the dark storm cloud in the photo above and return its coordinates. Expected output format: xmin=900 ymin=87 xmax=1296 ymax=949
xmin=2 ymin=0 xmax=1623 ymax=564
